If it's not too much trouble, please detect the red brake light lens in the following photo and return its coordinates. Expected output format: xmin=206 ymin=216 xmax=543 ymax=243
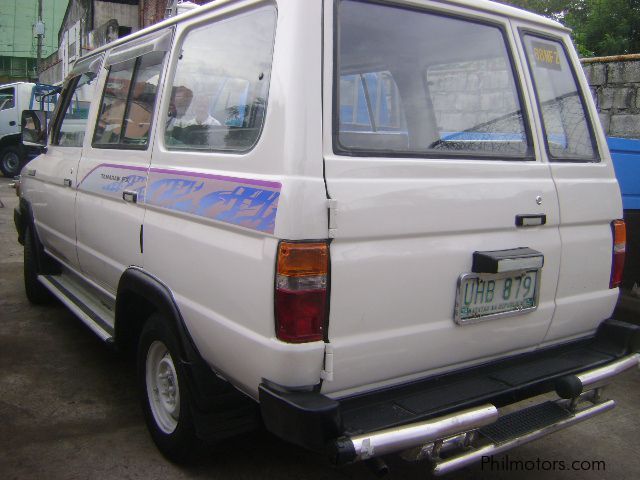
xmin=610 ymin=219 xmax=626 ymax=289
xmin=275 ymin=241 xmax=328 ymax=343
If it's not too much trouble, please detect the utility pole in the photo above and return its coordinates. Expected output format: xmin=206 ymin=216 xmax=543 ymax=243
xmin=35 ymin=0 xmax=44 ymax=80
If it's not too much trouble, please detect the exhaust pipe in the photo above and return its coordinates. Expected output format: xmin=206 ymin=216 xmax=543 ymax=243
xmin=330 ymin=404 xmax=498 ymax=464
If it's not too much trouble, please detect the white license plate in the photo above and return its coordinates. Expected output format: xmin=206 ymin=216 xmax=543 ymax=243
xmin=454 ymin=270 xmax=539 ymax=325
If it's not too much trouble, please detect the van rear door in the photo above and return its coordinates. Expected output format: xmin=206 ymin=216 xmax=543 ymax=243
xmin=516 ymin=30 xmax=622 ymax=344
xmin=321 ymin=0 xmax=563 ymax=396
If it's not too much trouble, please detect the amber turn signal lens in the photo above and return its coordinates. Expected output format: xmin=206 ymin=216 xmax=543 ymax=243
xmin=277 ymin=242 xmax=328 ymax=277
xmin=612 ymin=219 xmax=626 ymax=247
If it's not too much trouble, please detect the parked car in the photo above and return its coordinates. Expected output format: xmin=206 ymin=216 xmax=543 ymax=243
xmin=0 ymin=82 xmax=59 ymax=177
xmin=609 ymin=137 xmax=640 ymax=291
xmin=14 ymin=0 xmax=640 ymax=474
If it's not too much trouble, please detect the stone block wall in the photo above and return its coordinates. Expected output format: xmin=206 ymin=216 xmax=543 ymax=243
xmin=582 ymin=56 xmax=640 ymax=139
xmin=428 ymin=59 xmax=518 ymax=133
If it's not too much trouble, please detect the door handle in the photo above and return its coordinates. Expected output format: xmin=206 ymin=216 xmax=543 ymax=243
xmin=123 ymin=190 xmax=138 ymax=203
xmin=63 ymin=178 xmax=72 ymax=187
xmin=9 ymin=121 xmax=16 ymax=126
xmin=516 ymin=214 xmax=546 ymax=227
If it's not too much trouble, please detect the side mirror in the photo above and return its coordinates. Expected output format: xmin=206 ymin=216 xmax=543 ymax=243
xmin=21 ymin=109 xmax=48 ymax=150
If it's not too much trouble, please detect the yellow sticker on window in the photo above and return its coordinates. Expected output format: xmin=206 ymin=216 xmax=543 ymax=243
xmin=531 ymin=41 xmax=562 ymax=71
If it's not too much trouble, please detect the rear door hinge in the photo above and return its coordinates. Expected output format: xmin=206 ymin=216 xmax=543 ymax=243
xmin=320 ymin=342 xmax=334 ymax=382
xmin=327 ymin=199 xmax=337 ymax=238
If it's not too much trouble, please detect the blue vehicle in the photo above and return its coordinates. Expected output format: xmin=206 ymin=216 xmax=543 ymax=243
xmin=609 ymin=137 xmax=640 ymax=289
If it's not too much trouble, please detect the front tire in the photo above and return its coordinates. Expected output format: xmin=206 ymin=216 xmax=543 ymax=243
xmin=138 ymin=314 xmax=198 ymax=463
xmin=24 ymin=225 xmax=53 ymax=305
xmin=0 ymin=145 xmax=24 ymax=177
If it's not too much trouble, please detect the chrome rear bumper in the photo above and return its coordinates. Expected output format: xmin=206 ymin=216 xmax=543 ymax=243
xmin=332 ymin=353 xmax=639 ymax=475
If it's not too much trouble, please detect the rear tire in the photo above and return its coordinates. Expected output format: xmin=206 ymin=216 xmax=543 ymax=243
xmin=138 ymin=314 xmax=199 ymax=463
xmin=0 ymin=145 xmax=24 ymax=177
xmin=24 ymin=225 xmax=53 ymax=305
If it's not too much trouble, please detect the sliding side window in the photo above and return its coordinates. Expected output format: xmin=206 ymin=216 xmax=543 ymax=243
xmin=93 ymin=51 xmax=165 ymax=148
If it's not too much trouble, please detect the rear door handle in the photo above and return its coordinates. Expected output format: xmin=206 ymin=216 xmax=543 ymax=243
xmin=63 ymin=178 xmax=72 ymax=187
xmin=123 ymin=190 xmax=138 ymax=203
xmin=516 ymin=214 xmax=546 ymax=227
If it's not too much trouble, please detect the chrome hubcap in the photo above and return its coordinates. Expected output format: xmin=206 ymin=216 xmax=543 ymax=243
xmin=146 ymin=341 xmax=180 ymax=434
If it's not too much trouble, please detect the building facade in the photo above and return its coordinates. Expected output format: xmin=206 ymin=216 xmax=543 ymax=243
xmin=0 ymin=0 xmax=69 ymax=82
xmin=39 ymin=0 xmax=210 ymax=85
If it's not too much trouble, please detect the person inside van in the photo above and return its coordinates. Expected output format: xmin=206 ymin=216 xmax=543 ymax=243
xmin=184 ymin=96 xmax=221 ymax=127
xmin=167 ymin=89 xmax=223 ymax=147
xmin=165 ymin=85 xmax=194 ymax=144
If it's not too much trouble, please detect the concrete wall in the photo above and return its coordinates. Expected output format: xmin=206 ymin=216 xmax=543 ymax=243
xmin=428 ymin=59 xmax=518 ymax=134
xmin=582 ymin=56 xmax=640 ymax=139
xmin=94 ymin=0 xmax=138 ymax=33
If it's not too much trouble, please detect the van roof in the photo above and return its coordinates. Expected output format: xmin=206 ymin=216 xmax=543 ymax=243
xmin=73 ymin=0 xmax=568 ymax=66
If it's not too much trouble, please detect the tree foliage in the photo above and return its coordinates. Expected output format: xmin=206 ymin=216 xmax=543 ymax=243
xmin=500 ymin=0 xmax=640 ymax=57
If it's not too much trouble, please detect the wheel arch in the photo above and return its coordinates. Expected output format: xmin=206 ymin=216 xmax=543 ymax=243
xmin=0 ymin=133 xmax=21 ymax=149
xmin=17 ymin=198 xmax=59 ymax=274
xmin=115 ymin=267 xmax=260 ymax=439
xmin=115 ymin=267 xmax=196 ymax=363
xmin=15 ymin=197 xmax=32 ymax=245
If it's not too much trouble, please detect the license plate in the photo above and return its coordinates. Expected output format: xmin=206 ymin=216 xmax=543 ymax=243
xmin=454 ymin=270 xmax=539 ymax=325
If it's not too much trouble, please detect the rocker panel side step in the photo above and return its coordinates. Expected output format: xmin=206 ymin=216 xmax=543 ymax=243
xmin=39 ymin=274 xmax=114 ymax=342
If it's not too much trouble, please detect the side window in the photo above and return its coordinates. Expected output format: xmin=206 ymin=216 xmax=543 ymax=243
xmin=339 ymin=72 xmax=405 ymax=131
xmin=164 ymin=6 xmax=277 ymax=152
xmin=522 ymin=35 xmax=597 ymax=161
xmin=54 ymin=71 xmax=100 ymax=147
xmin=338 ymin=71 xmax=408 ymax=150
xmin=93 ymin=51 xmax=165 ymax=148
xmin=0 ymin=87 xmax=15 ymax=110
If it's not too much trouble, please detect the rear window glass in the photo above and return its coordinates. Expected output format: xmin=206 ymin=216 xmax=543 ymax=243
xmin=522 ymin=35 xmax=598 ymax=161
xmin=164 ymin=6 xmax=277 ymax=152
xmin=335 ymin=0 xmax=531 ymax=158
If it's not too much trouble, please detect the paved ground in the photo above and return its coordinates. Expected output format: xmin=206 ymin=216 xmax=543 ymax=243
xmin=1 ymin=176 xmax=639 ymax=480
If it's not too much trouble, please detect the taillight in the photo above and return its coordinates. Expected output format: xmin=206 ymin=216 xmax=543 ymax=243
xmin=275 ymin=241 xmax=329 ymax=343
xmin=610 ymin=219 xmax=626 ymax=288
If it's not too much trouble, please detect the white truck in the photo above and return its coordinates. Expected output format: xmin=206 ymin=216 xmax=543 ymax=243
xmin=0 ymin=82 xmax=59 ymax=177
xmin=13 ymin=0 xmax=640 ymax=474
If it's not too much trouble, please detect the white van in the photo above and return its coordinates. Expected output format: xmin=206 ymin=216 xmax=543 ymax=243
xmin=14 ymin=0 xmax=640 ymax=473
xmin=0 ymin=82 xmax=59 ymax=177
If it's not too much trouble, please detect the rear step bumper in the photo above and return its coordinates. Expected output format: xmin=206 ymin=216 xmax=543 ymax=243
xmin=431 ymin=398 xmax=616 ymax=475
xmin=259 ymin=320 xmax=640 ymax=472
xmin=335 ymin=354 xmax=637 ymax=475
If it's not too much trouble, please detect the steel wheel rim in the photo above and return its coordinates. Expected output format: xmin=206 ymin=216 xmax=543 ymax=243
xmin=146 ymin=340 xmax=180 ymax=434
xmin=2 ymin=151 xmax=19 ymax=173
